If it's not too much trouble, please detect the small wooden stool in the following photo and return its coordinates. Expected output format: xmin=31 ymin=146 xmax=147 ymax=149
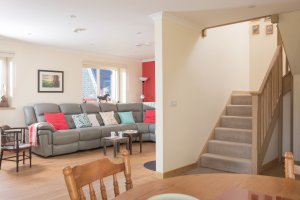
xmin=102 ymin=136 xmax=129 ymax=157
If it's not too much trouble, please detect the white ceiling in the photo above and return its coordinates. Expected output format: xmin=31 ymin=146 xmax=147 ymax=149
xmin=1 ymin=0 xmax=300 ymax=61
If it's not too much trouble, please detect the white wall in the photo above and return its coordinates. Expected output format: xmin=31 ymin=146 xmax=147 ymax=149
xmin=293 ymin=74 xmax=300 ymax=160
xmin=0 ymin=37 xmax=142 ymax=126
xmin=278 ymin=11 xmax=300 ymax=161
xmin=249 ymin=19 xmax=278 ymax=91
xmin=154 ymin=14 xmax=250 ymax=172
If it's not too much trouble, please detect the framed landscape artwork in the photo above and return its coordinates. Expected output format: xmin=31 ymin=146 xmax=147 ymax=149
xmin=38 ymin=70 xmax=64 ymax=93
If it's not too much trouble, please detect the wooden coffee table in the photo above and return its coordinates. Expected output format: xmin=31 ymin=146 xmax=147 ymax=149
xmin=102 ymin=136 xmax=129 ymax=157
xmin=123 ymin=130 xmax=142 ymax=155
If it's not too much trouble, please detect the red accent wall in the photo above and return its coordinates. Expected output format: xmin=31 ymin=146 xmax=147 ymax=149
xmin=142 ymin=61 xmax=155 ymax=102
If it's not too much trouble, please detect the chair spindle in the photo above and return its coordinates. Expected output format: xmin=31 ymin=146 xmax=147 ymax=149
xmin=113 ymin=174 xmax=120 ymax=196
xmin=88 ymin=183 xmax=97 ymax=200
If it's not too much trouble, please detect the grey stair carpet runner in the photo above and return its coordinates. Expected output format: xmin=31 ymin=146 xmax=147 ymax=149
xmin=200 ymin=94 xmax=252 ymax=174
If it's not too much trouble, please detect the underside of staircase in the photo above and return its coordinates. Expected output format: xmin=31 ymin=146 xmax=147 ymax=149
xmin=200 ymin=93 xmax=253 ymax=174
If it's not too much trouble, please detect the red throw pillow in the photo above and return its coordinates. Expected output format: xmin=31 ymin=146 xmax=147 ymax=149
xmin=144 ymin=110 xmax=155 ymax=123
xmin=44 ymin=112 xmax=69 ymax=130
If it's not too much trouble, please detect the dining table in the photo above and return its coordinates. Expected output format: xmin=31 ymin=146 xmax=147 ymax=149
xmin=114 ymin=173 xmax=300 ymax=200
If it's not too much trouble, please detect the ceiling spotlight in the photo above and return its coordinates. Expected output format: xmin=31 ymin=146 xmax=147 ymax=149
xmin=136 ymin=32 xmax=142 ymax=35
xmin=70 ymin=15 xmax=77 ymax=18
xmin=73 ymin=28 xmax=87 ymax=33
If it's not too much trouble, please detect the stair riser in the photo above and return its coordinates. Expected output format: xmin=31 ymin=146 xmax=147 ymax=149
xmin=215 ymin=129 xmax=252 ymax=144
xmin=226 ymin=106 xmax=252 ymax=117
xmin=208 ymin=141 xmax=251 ymax=159
xmin=231 ymin=96 xmax=252 ymax=105
xmin=201 ymin=155 xmax=251 ymax=174
xmin=221 ymin=117 xmax=252 ymax=129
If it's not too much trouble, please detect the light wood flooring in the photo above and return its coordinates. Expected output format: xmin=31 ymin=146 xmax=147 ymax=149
xmin=0 ymin=142 xmax=158 ymax=200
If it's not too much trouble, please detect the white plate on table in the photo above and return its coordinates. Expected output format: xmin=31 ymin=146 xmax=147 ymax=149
xmin=147 ymin=193 xmax=198 ymax=200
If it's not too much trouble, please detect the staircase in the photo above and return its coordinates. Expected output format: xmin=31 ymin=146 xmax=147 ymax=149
xmin=200 ymin=93 xmax=253 ymax=174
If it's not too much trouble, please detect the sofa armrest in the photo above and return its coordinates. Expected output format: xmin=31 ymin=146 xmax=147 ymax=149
xmin=36 ymin=122 xmax=55 ymax=132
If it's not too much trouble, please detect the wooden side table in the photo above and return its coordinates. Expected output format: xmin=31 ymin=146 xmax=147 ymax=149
xmin=123 ymin=130 xmax=142 ymax=155
xmin=102 ymin=137 xmax=129 ymax=157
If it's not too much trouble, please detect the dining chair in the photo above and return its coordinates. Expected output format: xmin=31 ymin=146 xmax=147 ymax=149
xmin=0 ymin=125 xmax=32 ymax=172
xmin=63 ymin=150 xmax=133 ymax=200
xmin=284 ymin=152 xmax=300 ymax=179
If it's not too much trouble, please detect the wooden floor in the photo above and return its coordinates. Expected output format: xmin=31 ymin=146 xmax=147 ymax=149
xmin=0 ymin=142 xmax=158 ymax=200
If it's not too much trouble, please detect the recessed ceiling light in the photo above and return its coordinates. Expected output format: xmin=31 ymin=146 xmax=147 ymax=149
xmin=248 ymin=5 xmax=256 ymax=8
xmin=70 ymin=15 xmax=77 ymax=19
xmin=136 ymin=32 xmax=142 ymax=35
xmin=73 ymin=28 xmax=87 ymax=33
xmin=27 ymin=32 xmax=32 ymax=35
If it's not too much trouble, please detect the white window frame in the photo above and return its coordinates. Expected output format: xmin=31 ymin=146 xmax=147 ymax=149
xmin=0 ymin=52 xmax=14 ymax=99
xmin=82 ymin=63 xmax=126 ymax=103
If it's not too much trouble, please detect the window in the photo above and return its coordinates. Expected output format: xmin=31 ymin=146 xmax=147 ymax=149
xmin=0 ymin=53 xmax=14 ymax=99
xmin=82 ymin=66 xmax=126 ymax=103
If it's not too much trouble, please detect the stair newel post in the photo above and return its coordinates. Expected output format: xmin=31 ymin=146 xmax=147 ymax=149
xmin=251 ymin=92 xmax=260 ymax=174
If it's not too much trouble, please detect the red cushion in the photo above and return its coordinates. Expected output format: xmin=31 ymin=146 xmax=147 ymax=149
xmin=44 ymin=112 xmax=69 ymax=130
xmin=144 ymin=110 xmax=155 ymax=123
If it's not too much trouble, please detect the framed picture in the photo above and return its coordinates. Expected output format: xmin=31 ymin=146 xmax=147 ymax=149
xmin=38 ymin=70 xmax=64 ymax=93
xmin=266 ymin=24 xmax=273 ymax=35
xmin=252 ymin=25 xmax=260 ymax=35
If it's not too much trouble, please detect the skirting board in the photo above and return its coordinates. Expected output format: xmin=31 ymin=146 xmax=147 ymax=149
xmin=157 ymin=163 xmax=197 ymax=179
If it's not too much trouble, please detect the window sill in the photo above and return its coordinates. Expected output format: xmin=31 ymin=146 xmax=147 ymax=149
xmin=0 ymin=107 xmax=15 ymax=110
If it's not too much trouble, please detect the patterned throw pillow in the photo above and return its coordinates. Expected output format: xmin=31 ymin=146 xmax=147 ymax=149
xmin=87 ymin=114 xmax=100 ymax=127
xmin=72 ymin=113 xmax=91 ymax=128
xmin=99 ymin=111 xmax=118 ymax=125
xmin=118 ymin=112 xmax=135 ymax=124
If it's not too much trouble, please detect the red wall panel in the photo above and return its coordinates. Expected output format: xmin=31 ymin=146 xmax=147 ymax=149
xmin=142 ymin=61 xmax=155 ymax=102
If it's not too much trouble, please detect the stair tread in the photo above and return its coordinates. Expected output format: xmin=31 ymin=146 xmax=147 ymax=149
xmin=222 ymin=116 xmax=252 ymax=119
xmin=227 ymin=105 xmax=252 ymax=107
xmin=209 ymin=140 xmax=252 ymax=146
xmin=215 ymin=127 xmax=252 ymax=132
xmin=202 ymin=153 xmax=251 ymax=163
xmin=231 ymin=94 xmax=251 ymax=97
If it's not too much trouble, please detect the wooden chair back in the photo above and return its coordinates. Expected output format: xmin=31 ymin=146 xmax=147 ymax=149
xmin=284 ymin=152 xmax=300 ymax=179
xmin=63 ymin=150 xmax=132 ymax=200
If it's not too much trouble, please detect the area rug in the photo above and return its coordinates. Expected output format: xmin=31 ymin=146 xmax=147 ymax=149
xmin=144 ymin=160 xmax=156 ymax=171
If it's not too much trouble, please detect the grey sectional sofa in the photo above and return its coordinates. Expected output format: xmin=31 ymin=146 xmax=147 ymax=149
xmin=23 ymin=102 xmax=155 ymax=157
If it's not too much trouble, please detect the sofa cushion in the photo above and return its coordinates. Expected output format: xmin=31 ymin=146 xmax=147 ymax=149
xmin=52 ymin=129 xmax=79 ymax=145
xmin=45 ymin=112 xmax=69 ymax=130
xmin=144 ymin=110 xmax=155 ymax=123
xmin=149 ymin=124 xmax=156 ymax=133
xmin=23 ymin=106 xmax=38 ymax=126
xmin=79 ymin=127 xmax=101 ymax=141
xmin=100 ymin=111 xmax=118 ymax=125
xmin=136 ymin=123 xmax=150 ymax=133
xmin=34 ymin=103 xmax=60 ymax=122
xmin=72 ymin=113 xmax=91 ymax=128
xmin=87 ymin=114 xmax=100 ymax=127
xmin=118 ymin=112 xmax=135 ymax=124
xmin=99 ymin=103 xmax=120 ymax=123
xmin=81 ymin=103 xmax=101 ymax=113
xmin=60 ymin=103 xmax=82 ymax=129
xmin=117 ymin=103 xmax=143 ymax=123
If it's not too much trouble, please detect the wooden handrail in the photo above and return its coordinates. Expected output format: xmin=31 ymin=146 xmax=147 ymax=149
xmin=258 ymin=46 xmax=282 ymax=93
